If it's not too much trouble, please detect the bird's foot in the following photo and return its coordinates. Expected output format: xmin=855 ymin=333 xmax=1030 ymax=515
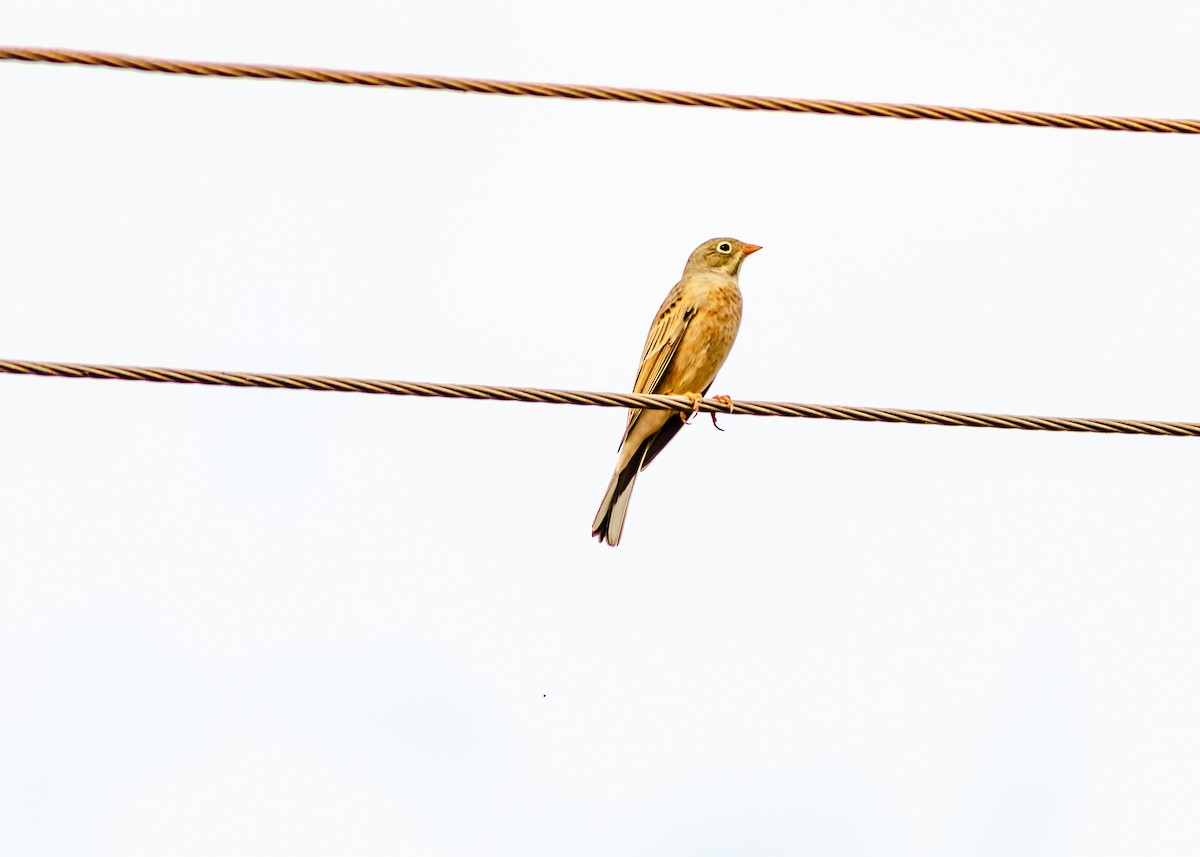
xmin=670 ymin=391 xmax=705 ymax=424
xmin=709 ymin=395 xmax=734 ymax=431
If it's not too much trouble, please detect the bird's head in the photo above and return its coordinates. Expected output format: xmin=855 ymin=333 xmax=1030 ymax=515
xmin=684 ymin=237 xmax=762 ymax=277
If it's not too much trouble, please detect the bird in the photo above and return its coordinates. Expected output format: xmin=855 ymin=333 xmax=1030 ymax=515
xmin=591 ymin=237 xmax=761 ymax=546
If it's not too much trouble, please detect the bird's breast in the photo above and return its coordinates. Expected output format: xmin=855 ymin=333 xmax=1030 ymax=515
xmin=665 ymin=280 xmax=743 ymax=393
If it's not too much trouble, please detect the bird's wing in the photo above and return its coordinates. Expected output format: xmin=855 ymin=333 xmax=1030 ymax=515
xmin=621 ymin=280 xmax=696 ymax=445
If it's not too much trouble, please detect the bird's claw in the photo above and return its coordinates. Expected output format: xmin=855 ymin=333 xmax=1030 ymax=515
xmin=709 ymin=395 xmax=734 ymax=431
xmin=672 ymin=392 xmax=705 ymax=424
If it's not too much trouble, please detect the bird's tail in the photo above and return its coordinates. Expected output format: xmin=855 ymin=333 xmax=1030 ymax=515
xmin=591 ymin=443 xmax=648 ymax=547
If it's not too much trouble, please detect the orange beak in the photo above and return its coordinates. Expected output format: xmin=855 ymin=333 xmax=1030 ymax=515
xmin=741 ymin=243 xmax=763 ymax=255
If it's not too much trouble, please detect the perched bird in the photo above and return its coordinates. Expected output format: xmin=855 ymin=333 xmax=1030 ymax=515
xmin=591 ymin=237 xmax=761 ymax=546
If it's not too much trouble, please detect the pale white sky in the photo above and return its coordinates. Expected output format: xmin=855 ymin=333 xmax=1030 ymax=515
xmin=4 ymin=2 xmax=1200 ymax=854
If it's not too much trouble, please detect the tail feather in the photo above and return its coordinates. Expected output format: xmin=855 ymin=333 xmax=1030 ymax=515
xmin=591 ymin=443 xmax=648 ymax=546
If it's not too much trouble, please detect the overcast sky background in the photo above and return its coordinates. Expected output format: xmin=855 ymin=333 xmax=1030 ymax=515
xmin=4 ymin=2 xmax=1200 ymax=854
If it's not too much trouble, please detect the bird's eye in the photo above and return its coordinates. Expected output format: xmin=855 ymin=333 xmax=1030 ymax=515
xmin=717 ymin=242 xmax=732 ymax=254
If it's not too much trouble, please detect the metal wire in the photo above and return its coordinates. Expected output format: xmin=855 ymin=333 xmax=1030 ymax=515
xmin=2 ymin=358 xmax=1197 ymax=437
xmin=3 ymin=46 xmax=1199 ymax=134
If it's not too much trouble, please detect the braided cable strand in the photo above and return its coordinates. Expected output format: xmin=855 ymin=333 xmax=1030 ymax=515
xmin=3 ymin=47 xmax=1200 ymax=134
xmin=2 ymin=359 xmax=1198 ymax=437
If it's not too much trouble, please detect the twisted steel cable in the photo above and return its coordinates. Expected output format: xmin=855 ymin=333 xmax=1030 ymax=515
xmin=2 ymin=359 xmax=1197 ymax=437
xmin=3 ymin=46 xmax=1200 ymax=134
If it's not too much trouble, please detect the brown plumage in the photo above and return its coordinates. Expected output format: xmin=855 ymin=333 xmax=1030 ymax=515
xmin=591 ymin=237 xmax=761 ymax=546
